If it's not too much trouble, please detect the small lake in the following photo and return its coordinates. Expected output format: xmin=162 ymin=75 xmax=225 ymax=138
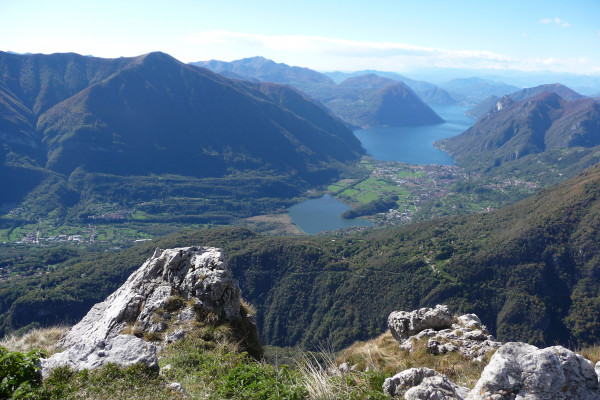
xmin=353 ymin=105 xmax=473 ymax=164
xmin=288 ymin=105 xmax=474 ymax=234
xmin=287 ymin=194 xmax=373 ymax=234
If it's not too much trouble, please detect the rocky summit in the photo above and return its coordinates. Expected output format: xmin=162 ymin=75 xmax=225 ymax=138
xmin=41 ymin=246 xmax=245 ymax=377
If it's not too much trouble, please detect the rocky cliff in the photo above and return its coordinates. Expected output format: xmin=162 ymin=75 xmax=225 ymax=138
xmin=41 ymin=246 xmax=260 ymax=377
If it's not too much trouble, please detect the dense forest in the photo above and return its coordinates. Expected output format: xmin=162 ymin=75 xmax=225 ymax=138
xmin=2 ymin=163 xmax=600 ymax=350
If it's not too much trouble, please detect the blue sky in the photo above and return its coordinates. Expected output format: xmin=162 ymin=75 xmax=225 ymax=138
xmin=1 ymin=0 xmax=599 ymax=74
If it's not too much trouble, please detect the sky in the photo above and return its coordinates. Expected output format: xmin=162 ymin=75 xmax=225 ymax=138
xmin=1 ymin=0 xmax=599 ymax=76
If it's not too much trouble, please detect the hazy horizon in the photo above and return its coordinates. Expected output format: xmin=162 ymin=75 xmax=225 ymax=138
xmin=2 ymin=0 xmax=599 ymax=77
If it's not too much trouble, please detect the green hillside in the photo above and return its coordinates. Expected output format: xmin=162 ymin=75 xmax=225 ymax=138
xmin=3 ymin=163 xmax=600 ymax=350
xmin=0 ymin=51 xmax=364 ymax=227
xmin=438 ymin=92 xmax=600 ymax=184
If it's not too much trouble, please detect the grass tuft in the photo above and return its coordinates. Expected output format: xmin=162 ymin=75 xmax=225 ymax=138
xmin=0 ymin=326 xmax=69 ymax=356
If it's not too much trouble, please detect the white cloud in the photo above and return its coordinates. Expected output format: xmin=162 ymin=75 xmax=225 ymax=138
xmin=540 ymin=17 xmax=570 ymax=28
xmin=183 ymin=31 xmax=515 ymax=63
xmin=180 ymin=30 xmax=597 ymax=74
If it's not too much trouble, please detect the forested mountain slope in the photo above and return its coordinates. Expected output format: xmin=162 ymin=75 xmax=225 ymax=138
xmin=0 ymin=51 xmax=363 ymax=222
xmin=439 ymin=92 xmax=600 ymax=183
xmin=3 ymin=164 xmax=600 ymax=349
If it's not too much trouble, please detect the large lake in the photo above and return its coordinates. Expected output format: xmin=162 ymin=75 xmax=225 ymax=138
xmin=288 ymin=105 xmax=474 ymax=234
xmin=354 ymin=105 xmax=473 ymax=164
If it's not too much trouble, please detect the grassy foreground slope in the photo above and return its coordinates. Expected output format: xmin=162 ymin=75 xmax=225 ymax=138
xmin=2 ymin=164 xmax=600 ymax=349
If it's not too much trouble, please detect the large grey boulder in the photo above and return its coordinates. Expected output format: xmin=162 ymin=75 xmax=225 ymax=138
xmin=406 ymin=375 xmax=468 ymax=400
xmin=466 ymin=342 xmax=600 ymax=399
xmin=42 ymin=246 xmax=241 ymax=377
xmin=383 ymin=367 xmax=468 ymax=399
xmin=388 ymin=305 xmax=453 ymax=342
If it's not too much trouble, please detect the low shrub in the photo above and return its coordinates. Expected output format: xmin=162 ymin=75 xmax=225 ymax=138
xmin=0 ymin=346 xmax=45 ymax=399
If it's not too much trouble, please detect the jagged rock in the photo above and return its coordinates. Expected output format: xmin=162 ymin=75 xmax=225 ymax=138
xmin=388 ymin=305 xmax=453 ymax=341
xmin=385 ymin=308 xmax=599 ymax=399
xmin=41 ymin=334 xmax=158 ymax=377
xmin=391 ymin=306 xmax=501 ymax=361
xmin=466 ymin=342 xmax=600 ymax=399
xmin=456 ymin=314 xmax=481 ymax=329
xmin=42 ymin=246 xmax=242 ymax=377
xmin=406 ymin=375 xmax=468 ymax=400
xmin=383 ymin=367 xmax=439 ymax=396
xmin=427 ymin=339 xmax=458 ymax=355
xmin=383 ymin=367 xmax=468 ymax=399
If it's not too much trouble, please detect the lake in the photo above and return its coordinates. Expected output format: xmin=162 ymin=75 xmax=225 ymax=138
xmin=288 ymin=105 xmax=474 ymax=233
xmin=354 ymin=105 xmax=473 ymax=164
xmin=287 ymin=194 xmax=373 ymax=234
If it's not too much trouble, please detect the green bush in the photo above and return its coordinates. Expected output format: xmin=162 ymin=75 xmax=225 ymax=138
xmin=217 ymin=362 xmax=307 ymax=400
xmin=0 ymin=346 xmax=45 ymax=399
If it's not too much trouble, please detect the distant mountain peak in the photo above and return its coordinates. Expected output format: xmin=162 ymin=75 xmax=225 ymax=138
xmin=134 ymin=51 xmax=180 ymax=66
xmin=508 ymin=83 xmax=584 ymax=102
xmin=193 ymin=57 xmax=444 ymax=128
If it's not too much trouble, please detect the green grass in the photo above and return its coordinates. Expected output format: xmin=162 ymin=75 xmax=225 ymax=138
xmin=359 ymin=160 xmax=375 ymax=171
xmin=355 ymin=192 xmax=379 ymax=204
xmin=327 ymin=184 xmax=344 ymax=192
xmin=340 ymin=189 xmax=360 ymax=197
xmin=333 ymin=174 xmax=411 ymax=209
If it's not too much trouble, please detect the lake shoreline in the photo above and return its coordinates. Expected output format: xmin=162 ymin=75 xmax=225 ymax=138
xmin=287 ymin=105 xmax=474 ymax=234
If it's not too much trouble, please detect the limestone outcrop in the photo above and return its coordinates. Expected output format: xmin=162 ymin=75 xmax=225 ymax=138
xmin=467 ymin=342 xmax=600 ymax=399
xmin=388 ymin=305 xmax=453 ymax=342
xmin=41 ymin=246 xmax=243 ymax=377
xmin=389 ymin=305 xmax=501 ymax=362
xmin=383 ymin=306 xmax=600 ymax=399
xmin=383 ymin=367 xmax=468 ymax=399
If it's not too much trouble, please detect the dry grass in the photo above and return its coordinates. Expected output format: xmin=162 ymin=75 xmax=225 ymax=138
xmin=335 ymin=330 xmax=492 ymax=388
xmin=578 ymin=346 xmax=600 ymax=364
xmin=296 ymin=349 xmax=339 ymax=400
xmin=241 ymin=297 xmax=257 ymax=316
xmin=296 ymin=346 xmax=386 ymax=400
xmin=0 ymin=325 xmax=70 ymax=355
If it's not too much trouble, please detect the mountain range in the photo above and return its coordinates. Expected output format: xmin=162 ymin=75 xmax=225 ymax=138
xmin=466 ymin=83 xmax=587 ymax=119
xmin=439 ymin=90 xmax=600 ymax=182
xmin=324 ymin=69 xmax=457 ymax=105
xmin=0 ymin=51 xmax=364 ymax=220
xmin=436 ymin=77 xmax=520 ymax=104
xmin=193 ymin=57 xmax=445 ymax=128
